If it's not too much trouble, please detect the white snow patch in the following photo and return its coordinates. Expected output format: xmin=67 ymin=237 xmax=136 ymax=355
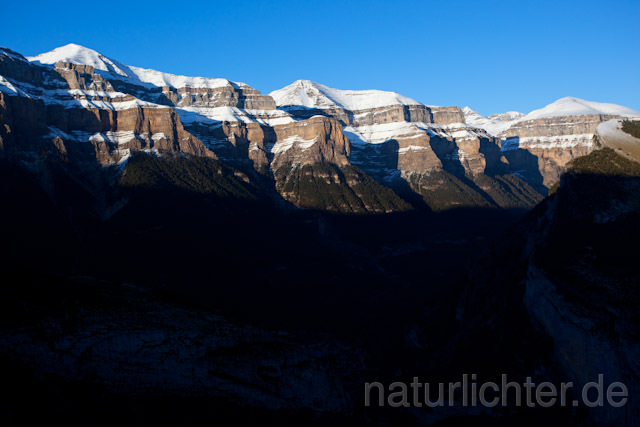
xmin=3 ymin=76 xmax=167 ymax=111
xmin=398 ymin=145 xmax=430 ymax=154
xmin=0 ymin=75 xmax=19 ymax=94
xmin=177 ymin=106 xmax=294 ymax=126
xmin=67 ymin=97 xmax=166 ymax=111
xmin=597 ymin=118 xmax=640 ymax=144
xmin=269 ymin=136 xmax=318 ymax=154
xmin=44 ymin=127 xmax=168 ymax=147
xmin=89 ymin=131 xmax=137 ymax=145
xmin=344 ymin=122 xmax=428 ymax=144
xmin=450 ymin=129 xmax=478 ymax=140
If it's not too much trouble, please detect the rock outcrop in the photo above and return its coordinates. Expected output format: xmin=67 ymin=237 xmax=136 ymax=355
xmin=500 ymin=114 xmax=608 ymax=188
xmin=271 ymin=80 xmax=538 ymax=210
xmin=0 ymin=49 xmax=215 ymax=167
xmin=466 ymin=98 xmax=640 ymax=191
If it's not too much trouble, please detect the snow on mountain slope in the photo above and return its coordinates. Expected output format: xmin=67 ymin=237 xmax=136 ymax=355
xmin=597 ymin=119 xmax=640 ymax=162
xmin=26 ymin=44 xmax=295 ymax=128
xmin=521 ymin=97 xmax=640 ymax=121
xmin=178 ymin=106 xmax=294 ymax=126
xmin=28 ymin=44 xmax=244 ymax=90
xmin=462 ymin=107 xmax=523 ymax=136
xmin=0 ymin=75 xmax=166 ymax=112
xmin=463 ymin=97 xmax=639 ymax=136
xmin=28 ymin=43 xmax=130 ymax=76
xmin=270 ymin=80 xmax=422 ymax=111
xmin=488 ymin=111 xmax=525 ymax=122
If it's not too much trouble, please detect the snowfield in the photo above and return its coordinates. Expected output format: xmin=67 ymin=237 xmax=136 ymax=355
xmin=519 ymin=97 xmax=640 ymax=121
xmin=464 ymin=97 xmax=640 ymax=139
xmin=270 ymin=80 xmax=423 ymax=111
xmin=597 ymin=118 xmax=640 ymax=162
xmin=28 ymin=43 xmax=247 ymax=90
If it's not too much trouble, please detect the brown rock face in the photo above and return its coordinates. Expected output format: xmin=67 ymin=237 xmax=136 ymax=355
xmin=181 ymin=115 xmax=351 ymax=174
xmin=158 ymin=85 xmax=276 ymax=110
xmin=7 ymin=97 xmax=214 ymax=165
xmin=276 ymin=99 xmax=494 ymax=179
xmin=502 ymin=114 xmax=615 ymax=138
xmin=269 ymin=116 xmax=350 ymax=167
xmin=506 ymin=144 xmax=593 ymax=189
xmin=279 ymin=104 xmax=464 ymax=127
xmin=0 ymin=54 xmax=215 ymax=166
xmin=54 ymin=61 xmax=114 ymax=91
xmin=500 ymin=114 xmax=625 ymax=189
xmin=422 ymin=131 xmax=508 ymax=177
xmin=396 ymin=134 xmax=444 ymax=174
xmin=430 ymin=106 xmax=465 ymax=125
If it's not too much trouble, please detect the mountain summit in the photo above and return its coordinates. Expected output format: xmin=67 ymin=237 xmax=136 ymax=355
xmin=27 ymin=43 xmax=131 ymax=76
xmin=269 ymin=80 xmax=422 ymax=111
xmin=520 ymin=96 xmax=640 ymax=121
xmin=28 ymin=43 xmax=243 ymax=90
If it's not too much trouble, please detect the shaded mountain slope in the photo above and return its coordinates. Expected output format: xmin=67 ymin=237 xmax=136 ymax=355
xmin=446 ymin=148 xmax=640 ymax=425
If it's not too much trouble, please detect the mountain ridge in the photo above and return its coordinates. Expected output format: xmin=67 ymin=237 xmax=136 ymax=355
xmin=27 ymin=43 xmax=249 ymax=90
xmin=3 ymin=43 xmax=639 ymax=212
xmin=23 ymin=44 xmax=640 ymax=122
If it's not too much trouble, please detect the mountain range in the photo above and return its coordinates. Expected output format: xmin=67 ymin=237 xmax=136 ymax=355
xmin=3 ymin=43 xmax=638 ymax=214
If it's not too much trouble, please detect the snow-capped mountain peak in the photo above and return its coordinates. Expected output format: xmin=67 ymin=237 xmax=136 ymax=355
xmin=27 ymin=43 xmax=244 ymax=91
xmin=270 ymin=79 xmax=422 ymax=111
xmin=521 ymin=96 xmax=640 ymax=121
xmin=463 ymin=97 xmax=639 ymax=136
xmin=28 ymin=43 xmax=130 ymax=76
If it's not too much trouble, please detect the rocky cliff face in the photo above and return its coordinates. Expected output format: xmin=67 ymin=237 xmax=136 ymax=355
xmin=1 ymin=44 xmax=546 ymax=212
xmin=271 ymin=80 xmax=540 ymax=210
xmin=0 ymin=48 xmax=215 ymax=168
xmin=501 ymin=114 xmax=610 ymax=189
xmin=2 ymin=45 xmax=368 ymax=212
xmin=466 ymin=98 xmax=640 ymax=192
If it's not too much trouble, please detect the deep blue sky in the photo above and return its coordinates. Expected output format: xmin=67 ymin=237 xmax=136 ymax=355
xmin=2 ymin=0 xmax=638 ymax=115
